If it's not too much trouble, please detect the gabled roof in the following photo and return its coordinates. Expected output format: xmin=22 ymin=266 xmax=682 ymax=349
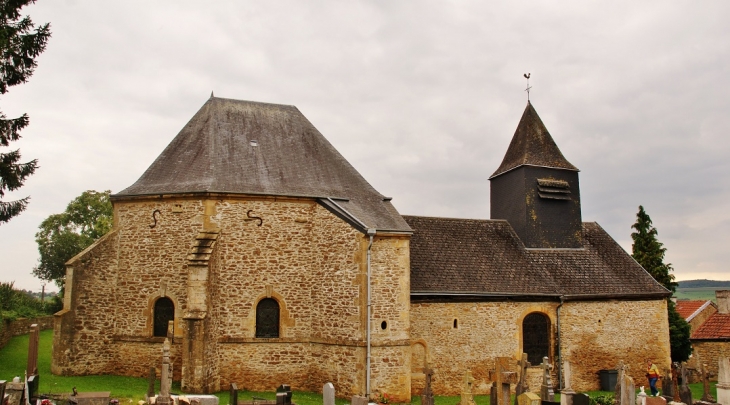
xmin=404 ymin=216 xmax=670 ymax=299
xmin=115 ymin=97 xmax=411 ymax=233
xmin=490 ymin=101 xmax=579 ymax=178
xmin=676 ymin=300 xmax=714 ymax=322
xmin=692 ymin=313 xmax=730 ymax=340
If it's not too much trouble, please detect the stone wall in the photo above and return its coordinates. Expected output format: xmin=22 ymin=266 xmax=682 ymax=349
xmin=0 ymin=316 xmax=54 ymax=350
xmin=410 ymin=299 xmax=671 ymax=395
xmin=692 ymin=341 xmax=730 ymax=381
xmin=53 ymin=195 xmax=412 ymax=401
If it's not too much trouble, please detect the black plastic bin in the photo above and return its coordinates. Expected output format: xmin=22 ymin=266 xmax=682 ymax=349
xmin=599 ymin=369 xmax=618 ymax=391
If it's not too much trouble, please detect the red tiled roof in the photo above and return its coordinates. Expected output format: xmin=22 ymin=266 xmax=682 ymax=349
xmin=692 ymin=313 xmax=730 ymax=340
xmin=676 ymin=300 xmax=712 ymax=321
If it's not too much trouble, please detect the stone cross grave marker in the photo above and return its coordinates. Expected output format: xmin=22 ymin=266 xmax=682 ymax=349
xmin=515 ymin=353 xmax=531 ymax=405
xmin=540 ymin=357 xmax=555 ymax=402
xmin=157 ymin=338 xmax=172 ymax=405
xmin=491 ymin=357 xmax=517 ymax=405
xmin=230 ymin=383 xmax=238 ymax=405
xmin=614 ymin=361 xmax=635 ymax=405
xmin=323 ymin=383 xmax=334 ymax=405
xmin=26 ymin=324 xmax=39 ymax=377
xmin=561 ymin=361 xmax=575 ymax=405
xmin=421 ymin=366 xmax=435 ymax=405
xmin=717 ymin=356 xmax=730 ymax=405
xmin=460 ymin=370 xmax=476 ymax=405
xmin=637 ymin=387 xmax=648 ymax=405
xmin=701 ymin=363 xmax=716 ymax=403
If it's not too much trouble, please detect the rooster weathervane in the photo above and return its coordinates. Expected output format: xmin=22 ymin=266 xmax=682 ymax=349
xmin=524 ymin=73 xmax=532 ymax=101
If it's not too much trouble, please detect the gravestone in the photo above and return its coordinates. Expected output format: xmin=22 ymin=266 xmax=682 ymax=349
xmin=518 ymin=392 xmax=541 ymax=405
xmin=0 ymin=380 xmax=6 ymax=405
xmin=26 ymin=374 xmax=38 ymax=402
xmin=491 ymin=357 xmax=517 ymax=405
xmin=157 ymin=339 xmax=172 ymax=405
xmin=5 ymin=376 xmax=24 ymax=405
xmin=460 ymin=370 xmax=476 ymax=405
xmin=515 ymin=353 xmax=531 ymax=405
xmin=276 ymin=385 xmax=291 ymax=405
xmin=645 ymin=396 xmax=667 ymax=405
xmin=679 ymin=363 xmax=692 ymax=405
xmin=147 ymin=367 xmax=156 ymax=401
xmin=701 ymin=363 xmax=716 ymax=403
xmin=661 ymin=368 xmax=673 ymax=400
xmin=560 ymin=361 xmax=575 ymax=405
xmin=230 ymin=383 xmax=239 ymax=405
xmin=637 ymin=387 xmax=648 ymax=405
xmin=540 ymin=357 xmax=555 ymax=402
xmin=26 ymin=324 xmax=40 ymax=377
xmin=73 ymin=392 xmax=112 ymax=405
xmin=351 ymin=395 xmax=368 ymax=405
xmin=717 ymin=356 xmax=730 ymax=405
xmin=421 ymin=367 xmax=435 ymax=405
xmin=323 ymin=383 xmax=334 ymax=405
xmin=615 ymin=361 xmax=635 ymax=405
xmin=670 ymin=363 xmax=681 ymax=403
xmin=572 ymin=394 xmax=590 ymax=405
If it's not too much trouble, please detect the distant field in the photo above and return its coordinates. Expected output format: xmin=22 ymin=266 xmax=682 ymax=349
xmin=674 ymin=287 xmax=718 ymax=302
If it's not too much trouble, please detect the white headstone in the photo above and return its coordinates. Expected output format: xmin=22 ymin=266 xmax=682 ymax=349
xmin=323 ymin=383 xmax=335 ymax=405
xmin=718 ymin=356 xmax=730 ymax=405
xmin=637 ymin=387 xmax=648 ymax=405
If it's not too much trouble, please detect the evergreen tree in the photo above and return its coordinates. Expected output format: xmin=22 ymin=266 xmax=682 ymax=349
xmin=0 ymin=0 xmax=51 ymax=224
xmin=631 ymin=205 xmax=691 ymax=362
xmin=631 ymin=205 xmax=678 ymax=292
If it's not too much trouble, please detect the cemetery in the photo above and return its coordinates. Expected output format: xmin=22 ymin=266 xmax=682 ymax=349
xmin=0 ymin=322 xmax=727 ymax=405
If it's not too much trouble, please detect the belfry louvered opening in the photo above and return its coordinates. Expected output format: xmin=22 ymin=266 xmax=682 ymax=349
xmin=537 ymin=178 xmax=571 ymax=200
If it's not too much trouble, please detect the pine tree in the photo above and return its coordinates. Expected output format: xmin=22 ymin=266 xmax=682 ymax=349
xmin=0 ymin=0 xmax=51 ymax=224
xmin=631 ymin=205 xmax=678 ymax=292
xmin=631 ymin=205 xmax=691 ymax=362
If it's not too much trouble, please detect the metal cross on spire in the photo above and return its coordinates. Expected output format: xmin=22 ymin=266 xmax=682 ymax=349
xmin=524 ymin=73 xmax=532 ymax=101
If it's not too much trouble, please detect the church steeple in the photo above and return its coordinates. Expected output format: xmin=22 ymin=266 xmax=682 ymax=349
xmin=490 ymin=101 xmax=583 ymax=249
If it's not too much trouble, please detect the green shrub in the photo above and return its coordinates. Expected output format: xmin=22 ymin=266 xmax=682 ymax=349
xmin=589 ymin=394 xmax=616 ymax=405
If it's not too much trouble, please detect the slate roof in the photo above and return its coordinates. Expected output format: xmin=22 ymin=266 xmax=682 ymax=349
xmin=676 ymin=300 xmax=714 ymax=321
xmin=115 ymin=97 xmax=411 ymax=233
xmin=404 ymin=216 xmax=670 ymax=299
xmin=692 ymin=313 xmax=730 ymax=340
xmin=491 ymin=101 xmax=579 ymax=178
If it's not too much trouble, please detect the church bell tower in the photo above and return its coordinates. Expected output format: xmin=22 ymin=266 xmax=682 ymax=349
xmin=489 ymin=101 xmax=582 ymax=248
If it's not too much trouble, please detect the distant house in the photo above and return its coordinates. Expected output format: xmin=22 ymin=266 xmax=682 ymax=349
xmin=689 ymin=290 xmax=730 ymax=379
xmin=676 ymin=299 xmax=717 ymax=333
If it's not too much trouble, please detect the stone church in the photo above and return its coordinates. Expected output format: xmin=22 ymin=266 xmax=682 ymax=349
xmin=53 ymin=96 xmax=671 ymax=402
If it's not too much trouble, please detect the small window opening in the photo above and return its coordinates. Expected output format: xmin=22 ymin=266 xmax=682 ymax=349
xmin=256 ymin=298 xmax=280 ymax=338
xmin=381 ymin=321 xmax=387 ymax=330
xmin=453 ymin=319 xmax=458 ymax=328
xmin=153 ymin=297 xmax=174 ymax=337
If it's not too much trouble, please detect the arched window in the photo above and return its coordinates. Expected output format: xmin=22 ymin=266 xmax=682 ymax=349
xmin=153 ymin=297 xmax=175 ymax=337
xmin=256 ymin=298 xmax=280 ymax=338
xmin=522 ymin=312 xmax=549 ymax=365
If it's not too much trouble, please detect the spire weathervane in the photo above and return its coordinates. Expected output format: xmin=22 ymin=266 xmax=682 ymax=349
xmin=524 ymin=73 xmax=532 ymax=101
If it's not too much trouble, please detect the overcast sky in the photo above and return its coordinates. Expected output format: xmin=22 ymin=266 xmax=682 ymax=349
xmin=2 ymin=1 xmax=729 ymax=292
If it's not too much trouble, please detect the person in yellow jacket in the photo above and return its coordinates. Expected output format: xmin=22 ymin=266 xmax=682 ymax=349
xmin=646 ymin=359 xmax=660 ymax=396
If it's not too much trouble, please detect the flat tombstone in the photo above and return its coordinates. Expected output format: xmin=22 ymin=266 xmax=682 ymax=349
xmin=646 ymin=396 xmax=667 ymax=405
xmin=572 ymin=394 xmax=590 ymax=405
xmin=351 ymin=395 xmax=368 ymax=405
xmin=5 ymin=377 xmax=24 ymax=405
xmin=323 ymin=383 xmax=335 ymax=405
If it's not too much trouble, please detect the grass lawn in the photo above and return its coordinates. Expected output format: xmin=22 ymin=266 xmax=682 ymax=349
xmin=0 ymin=330 xmax=719 ymax=404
